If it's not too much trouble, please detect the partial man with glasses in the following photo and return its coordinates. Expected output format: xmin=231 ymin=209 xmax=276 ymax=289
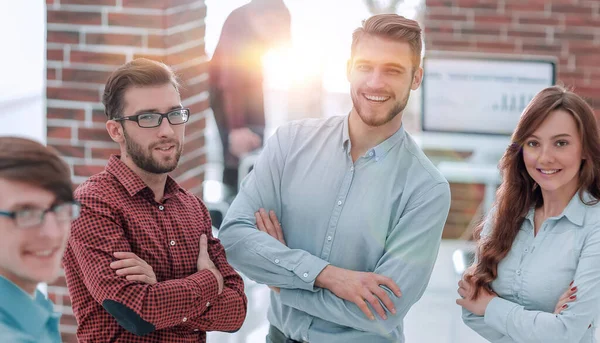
xmin=0 ymin=137 xmax=80 ymax=342
xmin=62 ymin=58 xmax=247 ymax=342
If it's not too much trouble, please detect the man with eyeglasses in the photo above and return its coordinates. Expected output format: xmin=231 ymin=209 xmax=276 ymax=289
xmin=0 ymin=137 xmax=79 ymax=342
xmin=62 ymin=58 xmax=247 ymax=342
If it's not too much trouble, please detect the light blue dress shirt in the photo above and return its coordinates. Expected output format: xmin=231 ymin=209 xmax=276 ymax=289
xmin=463 ymin=192 xmax=600 ymax=342
xmin=219 ymin=115 xmax=451 ymax=343
xmin=0 ymin=276 xmax=62 ymax=342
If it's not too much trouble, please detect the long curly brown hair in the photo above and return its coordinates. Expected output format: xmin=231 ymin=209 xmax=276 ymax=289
xmin=467 ymin=86 xmax=600 ymax=298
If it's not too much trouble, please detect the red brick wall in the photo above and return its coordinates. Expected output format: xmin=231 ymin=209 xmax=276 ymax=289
xmin=424 ymin=0 xmax=600 ymax=109
xmin=45 ymin=0 xmax=208 ymax=341
xmin=424 ymin=0 xmax=600 ymax=238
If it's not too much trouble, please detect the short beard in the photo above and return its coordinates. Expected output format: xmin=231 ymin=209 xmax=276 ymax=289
xmin=123 ymin=126 xmax=181 ymax=174
xmin=352 ymin=89 xmax=410 ymax=127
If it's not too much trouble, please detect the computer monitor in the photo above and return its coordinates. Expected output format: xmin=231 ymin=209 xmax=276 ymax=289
xmin=418 ymin=52 xmax=556 ymax=164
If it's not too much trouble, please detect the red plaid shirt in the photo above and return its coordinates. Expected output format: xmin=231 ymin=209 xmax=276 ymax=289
xmin=63 ymin=156 xmax=247 ymax=342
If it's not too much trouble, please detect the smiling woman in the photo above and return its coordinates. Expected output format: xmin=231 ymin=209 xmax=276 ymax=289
xmin=0 ymin=137 xmax=76 ymax=343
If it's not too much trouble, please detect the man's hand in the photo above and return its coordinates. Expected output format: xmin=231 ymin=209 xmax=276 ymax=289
xmin=110 ymin=252 xmax=157 ymax=285
xmin=255 ymin=208 xmax=286 ymax=245
xmin=315 ymin=265 xmax=402 ymax=321
xmin=197 ymin=234 xmax=224 ymax=294
xmin=229 ymin=128 xmax=261 ymax=158
xmin=456 ymin=275 xmax=497 ymax=316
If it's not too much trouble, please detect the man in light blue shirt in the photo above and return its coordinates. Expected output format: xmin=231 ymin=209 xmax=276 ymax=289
xmin=0 ymin=137 xmax=80 ymax=342
xmin=219 ymin=14 xmax=451 ymax=343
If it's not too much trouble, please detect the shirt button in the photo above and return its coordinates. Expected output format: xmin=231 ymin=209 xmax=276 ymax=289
xmin=274 ymin=259 xmax=280 ymax=264
xmin=524 ymin=248 xmax=529 ymax=253
xmin=303 ymin=272 xmax=309 ymax=278
xmin=170 ymin=240 xmax=176 ymax=246
xmin=337 ymin=200 xmax=342 ymax=206
xmin=327 ymin=236 xmax=332 ymax=241
xmin=182 ymin=317 xmax=187 ymax=322
xmin=159 ymin=205 xmax=164 ymax=211
xmin=206 ymin=302 xmax=210 ymax=307
xmin=516 ymin=269 xmax=521 ymax=275
xmin=369 ymin=151 xmax=374 ymax=157
xmin=194 ymin=329 xmax=199 ymax=332
xmin=350 ymin=166 xmax=354 ymax=172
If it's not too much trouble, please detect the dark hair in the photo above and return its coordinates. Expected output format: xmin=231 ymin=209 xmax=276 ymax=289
xmin=102 ymin=58 xmax=180 ymax=120
xmin=0 ymin=137 xmax=73 ymax=203
xmin=351 ymin=14 xmax=423 ymax=69
xmin=467 ymin=85 xmax=600 ymax=298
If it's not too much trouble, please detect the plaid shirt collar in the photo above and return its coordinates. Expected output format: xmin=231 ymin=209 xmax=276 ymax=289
xmin=105 ymin=155 xmax=183 ymax=200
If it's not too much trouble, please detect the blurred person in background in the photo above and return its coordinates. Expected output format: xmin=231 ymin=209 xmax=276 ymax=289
xmin=0 ymin=137 xmax=79 ymax=342
xmin=209 ymin=0 xmax=291 ymax=192
xmin=219 ymin=14 xmax=451 ymax=343
xmin=458 ymin=86 xmax=600 ymax=343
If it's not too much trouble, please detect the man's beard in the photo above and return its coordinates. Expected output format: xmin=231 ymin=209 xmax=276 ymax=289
xmin=351 ymin=88 xmax=410 ymax=127
xmin=123 ymin=129 xmax=182 ymax=174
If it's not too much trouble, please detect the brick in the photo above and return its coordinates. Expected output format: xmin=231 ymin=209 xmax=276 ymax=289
xmin=62 ymin=68 xmax=113 ymax=84
xmin=47 ymin=67 xmax=57 ymax=80
xmin=93 ymin=109 xmax=108 ymax=122
xmin=91 ymin=147 xmax=121 ymax=159
xmin=47 ymin=10 xmax=102 ymax=25
xmin=47 ymin=107 xmax=85 ymax=121
xmin=188 ymin=101 xmax=209 ymax=116
xmin=108 ymin=13 xmax=164 ymax=29
xmin=48 ymin=30 xmax=80 ymax=44
xmin=86 ymin=33 xmax=144 ymax=47
xmin=475 ymin=41 xmax=517 ymax=53
xmin=183 ymin=135 xmax=205 ymax=152
xmin=122 ymin=0 xmax=168 ymax=9
xmin=51 ymin=144 xmax=86 ymax=159
xmin=78 ymin=127 xmax=111 ymax=142
xmin=507 ymin=29 xmax=546 ymax=39
xmin=74 ymin=164 xmax=106 ymax=177
xmin=175 ymin=153 xmax=206 ymax=176
xmin=577 ymin=54 xmax=600 ymax=67
xmin=428 ymin=38 xmax=475 ymax=50
xmin=555 ymin=31 xmax=595 ymax=41
xmin=47 ymin=0 xmax=54 ymax=4
xmin=166 ymin=7 xmax=206 ymax=28
xmin=564 ymin=14 xmax=600 ymax=27
xmin=60 ymin=313 xmax=77 ymax=326
xmin=167 ymin=0 xmax=201 ymax=7
xmin=47 ymin=126 xmax=71 ymax=140
xmin=568 ymin=42 xmax=600 ymax=54
xmin=521 ymin=42 xmax=562 ymax=54
xmin=426 ymin=13 xmax=469 ymax=21
xmin=47 ymin=48 xmax=64 ymax=61
xmin=175 ymin=62 xmax=207 ymax=82
xmin=456 ymin=0 xmax=497 ymax=10
xmin=148 ymin=26 xmax=206 ymax=50
xmin=47 ymin=86 xmax=100 ymax=102
xmin=424 ymin=24 xmax=455 ymax=35
xmin=506 ymin=3 xmax=546 ymax=12
xmin=551 ymin=4 xmax=594 ymax=14
xmin=179 ymin=175 xmax=204 ymax=192
xmin=166 ymin=43 xmax=206 ymax=66
xmin=132 ymin=53 xmax=166 ymax=63
xmin=474 ymin=14 xmax=512 ymax=24
xmin=517 ymin=16 xmax=561 ymax=26
xmin=180 ymin=80 xmax=208 ymax=101
xmin=185 ymin=114 xmax=207 ymax=133
xmin=70 ymin=50 xmax=126 ymax=66
xmin=62 ymin=0 xmax=116 ymax=4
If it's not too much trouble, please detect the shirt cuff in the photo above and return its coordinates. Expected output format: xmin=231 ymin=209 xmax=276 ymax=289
xmin=187 ymin=269 xmax=220 ymax=306
xmin=484 ymin=296 xmax=519 ymax=336
xmin=291 ymin=256 xmax=329 ymax=291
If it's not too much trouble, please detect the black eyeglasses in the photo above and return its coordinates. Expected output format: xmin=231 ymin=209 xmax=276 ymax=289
xmin=0 ymin=202 xmax=81 ymax=229
xmin=113 ymin=108 xmax=190 ymax=128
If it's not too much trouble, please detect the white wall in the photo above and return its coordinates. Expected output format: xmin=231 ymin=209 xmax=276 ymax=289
xmin=0 ymin=1 xmax=46 ymax=143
